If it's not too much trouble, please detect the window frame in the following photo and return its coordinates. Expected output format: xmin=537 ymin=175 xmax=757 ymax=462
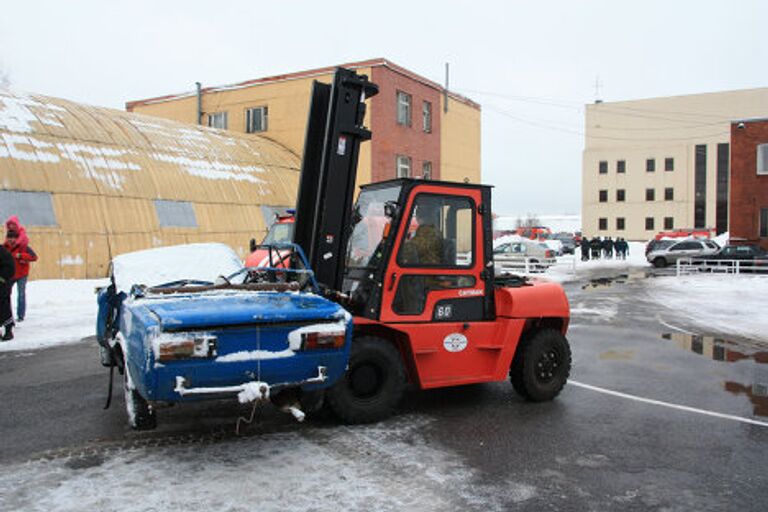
xmin=664 ymin=217 xmax=674 ymax=230
xmin=598 ymin=218 xmax=608 ymax=231
xmin=665 ymin=187 xmax=674 ymax=201
xmin=422 ymin=101 xmax=432 ymax=133
xmin=599 ymin=190 xmax=608 ymax=203
xmin=646 ymin=188 xmax=655 ymax=201
xmin=665 ymin=157 xmax=674 ymax=172
xmin=395 ymin=192 xmax=476 ymax=269
xmin=616 ymin=217 xmax=625 ymax=230
xmin=617 ymin=160 xmax=626 ymax=174
xmin=396 ymin=91 xmax=412 ymax=127
xmin=245 ymin=106 xmax=268 ymax=133
xmin=760 ymin=208 xmax=768 ymax=238
xmin=616 ymin=189 xmax=625 ymax=202
xmin=758 ymin=144 xmax=768 ymax=175
xmin=645 ymin=217 xmax=655 ymax=231
xmin=422 ymin=161 xmax=432 ymax=179
xmin=207 ymin=111 xmax=228 ymax=130
xmin=599 ymin=161 xmax=608 ymax=174
xmin=646 ymin=158 xmax=656 ymax=173
xmin=396 ymin=154 xmax=412 ymax=178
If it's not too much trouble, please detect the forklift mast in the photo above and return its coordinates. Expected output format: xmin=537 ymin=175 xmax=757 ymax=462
xmin=293 ymin=68 xmax=379 ymax=292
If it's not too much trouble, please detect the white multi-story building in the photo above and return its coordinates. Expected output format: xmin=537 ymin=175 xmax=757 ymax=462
xmin=582 ymin=88 xmax=768 ymax=240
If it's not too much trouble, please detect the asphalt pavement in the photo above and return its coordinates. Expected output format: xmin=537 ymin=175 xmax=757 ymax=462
xmin=1 ymin=267 xmax=767 ymax=511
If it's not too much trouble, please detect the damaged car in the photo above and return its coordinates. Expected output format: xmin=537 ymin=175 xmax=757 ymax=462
xmin=96 ymin=242 xmax=352 ymax=430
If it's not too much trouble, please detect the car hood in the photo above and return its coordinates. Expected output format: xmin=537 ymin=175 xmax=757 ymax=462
xmin=142 ymin=291 xmax=345 ymax=330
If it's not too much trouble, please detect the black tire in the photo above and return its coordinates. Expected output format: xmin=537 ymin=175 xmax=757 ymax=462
xmin=327 ymin=336 xmax=406 ymax=424
xmin=653 ymin=257 xmax=667 ymax=268
xmin=510 ymin=329 xmax=571 ymax=402
xmin=123 ymin=368 xmax=157 ymax=430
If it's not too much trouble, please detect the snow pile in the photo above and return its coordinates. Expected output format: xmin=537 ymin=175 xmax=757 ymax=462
xmin=0 ymin=278 xmax=106 ymax=352
xmin=217 ymin=349 xmax=295 ymax=362
xmin=112 ymin=243 xmax=243 ymax=292
xmin=647 ymin=274 xmax=768 ymax=342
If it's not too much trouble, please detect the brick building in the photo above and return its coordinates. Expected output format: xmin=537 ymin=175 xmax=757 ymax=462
xmin=729 ymin=118 xmax=768 ymax=250
xmin=126 ymin=59 xmax=481 ymax=188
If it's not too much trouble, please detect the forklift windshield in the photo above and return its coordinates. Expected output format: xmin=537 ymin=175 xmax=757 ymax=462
xmin=345 ymin=184 xmax=402 ymax=270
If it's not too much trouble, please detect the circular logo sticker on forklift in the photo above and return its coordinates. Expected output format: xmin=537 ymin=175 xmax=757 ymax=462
xmin=443 ymin=333 xmax=468 ymax=353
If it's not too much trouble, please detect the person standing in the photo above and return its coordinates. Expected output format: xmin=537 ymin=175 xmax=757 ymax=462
xmin=3 ymin=229 xmax=37 ymax=321
xmin=580 ymin=236 xmax=590 ymax=261
xmin=590 ymin=236 xmax=602 ymax=260
xmin=0 ymin=244 xmax=14 ymax=341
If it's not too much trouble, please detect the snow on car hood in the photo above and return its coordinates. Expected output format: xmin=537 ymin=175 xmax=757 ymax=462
xmin=144 ymin=291 xmax=345 ymax=330
xmin=112 ymin=243 xmax=243 ymax=293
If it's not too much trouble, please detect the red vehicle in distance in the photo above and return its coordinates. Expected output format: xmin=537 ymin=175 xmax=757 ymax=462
xmin=653 ymin=228 xmax=716 ymax=241
xmin=246 ymin=212 xmax=295 ymax=268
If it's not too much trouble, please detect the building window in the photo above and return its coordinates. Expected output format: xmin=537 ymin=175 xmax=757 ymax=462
xmin=616 ymin=218 xmax=625 ymax=230
xmin=598 ymin=218 xmax=607 ymax=231
xmin=717 ymin=143 xmax=730 ymax=234
xmin=645 ymin=217 xmax=655 ymax=231
xmin=207 ymin=111 xmax=228 ymax=129
xmin=616 ymin=189 xmax=625 ymax=202
xmin=396 ymin=155 xmax=412 ymax=178
xmin=599 ymin=190 xmax=608 ymax=202
xmin=646 ymin=158 xmax=655 ymax=172
xmin=646 ymin=188 xmax=655 ymax=201
xmin=422 ymin=101 xmax=432 ymax=133
xmin=397 ymin=91 xmax=412 ymax=126
xmin=617 ymin=160 xmax=626 ymax=173
xmin=154 ymin=200 xmax=198 ymax=228
xmin=664 ymin=217 xmax=674 ymax=230
xmin=599 ymin=161 xmax=608 ymax=174
xmin=761 ymin=208 xmax=768 ymax=238
xmin=246 ymin=106 xmax=268 ymax=133
xmin=665 ymin=157 xmax=674 ymax=171
xmin=0 ymin=190 xmax=57 ymax=226
xmin=695 ymin=144 xmax=707 ymax=228
xmin=758 ymin=144 xmax=768 ymax=175
xmin=422 ymin=161 xmax=432 ymax=179
xmin=665 ymin=187 xmax=674 ymax=201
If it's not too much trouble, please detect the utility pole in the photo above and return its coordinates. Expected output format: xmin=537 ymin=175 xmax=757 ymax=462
xmin=444 ymin=63 xmax=449 ymax=113
xmin=196 ymin=82 xmax=203 ymax=125
xmin=593 ymin=75 xmax=603 ymax=104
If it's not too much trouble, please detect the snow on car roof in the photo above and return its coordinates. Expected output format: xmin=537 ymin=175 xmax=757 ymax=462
xmin=112 ymin=243 xmax=244 ymax=293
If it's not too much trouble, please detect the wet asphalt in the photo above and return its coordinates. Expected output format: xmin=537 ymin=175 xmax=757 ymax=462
xmin=1 ymin=267 xmax=767 ymax=510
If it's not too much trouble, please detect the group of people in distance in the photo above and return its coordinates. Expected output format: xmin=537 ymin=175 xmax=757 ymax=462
xmin=580 ymin=236 xmax=629 ymax=261
xmin=0 ymin=216 xmax=38 ymax=341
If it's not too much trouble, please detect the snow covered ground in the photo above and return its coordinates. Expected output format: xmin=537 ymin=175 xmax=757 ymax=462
xmin=0 ymin=415 xmax=537 ymax=511
xmin=0 ymin=278 xmax=106 ymax=352
xmin=648 ymin=274 xmax=768 ymax=343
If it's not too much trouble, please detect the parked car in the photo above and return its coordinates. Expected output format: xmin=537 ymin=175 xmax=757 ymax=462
xmin=697 ymin=244 xmax=768 ymax=272
xmin=96 ymin=243 xmax=352 ymax=430
xmin=494 ymin=237 xmax=557 ymax=273
xmin=646 ymin=239 xmax=720 ymax=268
xmin=552 ymin=232 xmax=576 ymax=254
xmin=645 ymin=238 xmax=676 ymax=256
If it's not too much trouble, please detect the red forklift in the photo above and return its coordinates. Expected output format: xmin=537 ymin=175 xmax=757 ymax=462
xmin=285 ymin=68 xmax=571 ymax=423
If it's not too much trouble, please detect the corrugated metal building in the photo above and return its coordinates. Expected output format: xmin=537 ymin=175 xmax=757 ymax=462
xmin=0 ymin=90 xmax=300 ymax=279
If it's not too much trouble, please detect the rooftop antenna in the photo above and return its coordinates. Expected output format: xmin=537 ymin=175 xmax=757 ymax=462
xmin=594 ymin=75 xmax=603 ymax=104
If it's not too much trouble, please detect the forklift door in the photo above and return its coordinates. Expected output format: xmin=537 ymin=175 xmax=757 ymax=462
xmin=379 ymin=183 xmax=501 ymax=386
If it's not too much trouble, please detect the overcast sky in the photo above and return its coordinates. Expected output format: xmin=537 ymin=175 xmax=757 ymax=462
xmin=2 ymin=0 xmax=766 ymax=216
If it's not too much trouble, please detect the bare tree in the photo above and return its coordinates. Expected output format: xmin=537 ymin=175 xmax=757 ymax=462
xmin=515 ymin=213 xmax=541 ymax=229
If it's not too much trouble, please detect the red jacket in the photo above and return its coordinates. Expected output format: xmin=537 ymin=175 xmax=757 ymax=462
xmin=3 ymin=243 xmax=37 ymax=280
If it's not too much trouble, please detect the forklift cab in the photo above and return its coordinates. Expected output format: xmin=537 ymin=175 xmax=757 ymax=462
xmin=343 ymin=179 xmax=495 ymax=324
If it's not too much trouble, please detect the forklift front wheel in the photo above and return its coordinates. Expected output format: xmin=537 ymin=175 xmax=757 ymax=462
xmin=327 ymin=336 xmax=406 ymax=424
xmin=510 ymin=329 xmax=571 ymax=402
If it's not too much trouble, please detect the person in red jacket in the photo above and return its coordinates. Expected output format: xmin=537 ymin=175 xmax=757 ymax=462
xmin=4 ymin=219 xmax=38 ymax=322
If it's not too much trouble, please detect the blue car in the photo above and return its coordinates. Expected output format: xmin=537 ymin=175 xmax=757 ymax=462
xmin=96 ymin=243 xmax=352 ymax=430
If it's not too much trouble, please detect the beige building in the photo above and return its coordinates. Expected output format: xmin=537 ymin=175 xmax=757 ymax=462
xmin=127 ymin=58 xmax=481 ymax=187
xmin=0 ymin=90 xmax=300 ymax=279
xmin=582 ymin=88 xmax=768 ymax=240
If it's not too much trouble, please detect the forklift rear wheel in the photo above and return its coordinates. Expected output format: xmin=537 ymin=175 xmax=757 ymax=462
xmin=123 ymin=368 xmax=157 ymax=430
xmin=510 ymin=329 xmax=571 ymax=402
xmin=327 ymin=336 xmax=405 ymax=424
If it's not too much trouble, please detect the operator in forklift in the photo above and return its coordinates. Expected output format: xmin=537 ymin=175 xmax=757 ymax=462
xmin=401 ymin=197 xmax=445 ymax=266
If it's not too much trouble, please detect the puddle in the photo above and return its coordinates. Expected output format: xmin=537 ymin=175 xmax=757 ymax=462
xmin=662 ymin=332 xmax=768 ymax=417
xmin=581 ymin=270 xmax=653 ymax=290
